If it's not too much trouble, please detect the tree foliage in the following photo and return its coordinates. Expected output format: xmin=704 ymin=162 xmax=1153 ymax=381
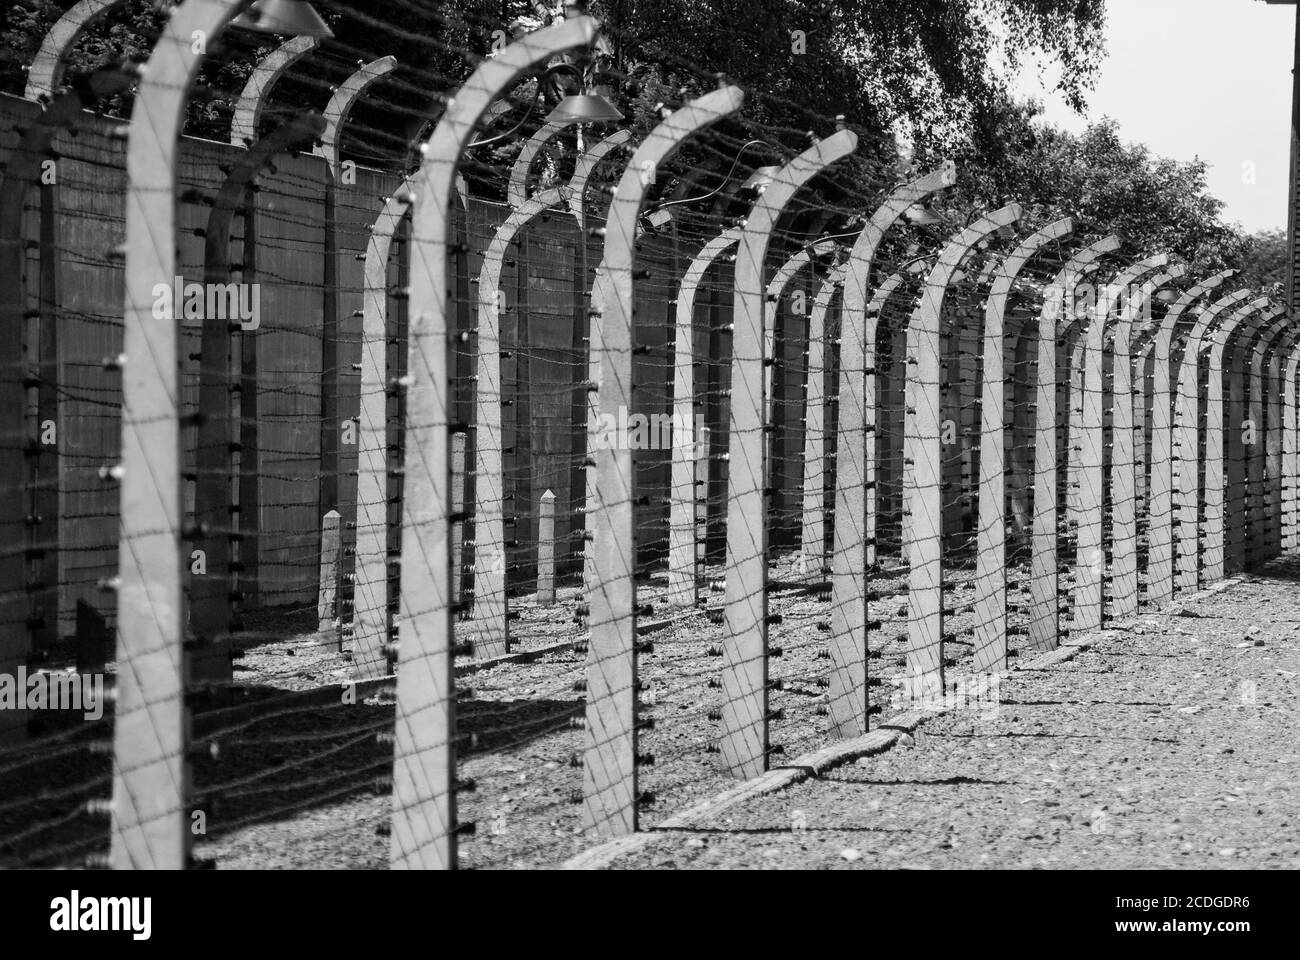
xmin=929 ymin=102 xmax=1250 ymax=277
xmin=1236 ymin=227 xmax=1288 ymax=295
xmin=1 ymin=1 xmax=1277 ymax=289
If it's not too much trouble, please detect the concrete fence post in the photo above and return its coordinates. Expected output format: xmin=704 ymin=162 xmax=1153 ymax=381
xmin=507 ymin=117 xmax=580 ymax=208
xmin=396 ymin=15 xmax=600 ymax=870
xmin=538 ymin=489 xmax=556 ymax=604
xmin=230 ymin=35 xmax=320 ymax=146
xmin=872 ymin=269 xmax=923 ymax=563
xmin=1110 ymin=265 xmax=1186 ymax=618
xmin=470 ymin=188 xmax=562 ymax=657
xmin=318 ymin=509 xmax=342 ymax=632
xmin=721 ymin=129 xmax=858 ymax=779
xmin=1026 ymin=236 xmax=1120 ymax=652
xmin=1202 ymin=298 xmax=1278 ymax=582
xmin=1073 ymin=255 xmax=1170 ymax=632
xmin=1263 ymin=324 xmax=1297 ymax=561
xmin=470 ymin=130 xmax=627 ymax=654
xmin=1173 ymin=290 xmax=1254 ymax=593
xmin=826 ymin=163 xmax=955 ymax=738
xmin=763 ymin=239 xmax=839 ymax=535
xmin=797 ymin=264 xmax=844 ymax=573
xmin=1140 ymin=270 xmax=1235 ymax=605
xmin=314 ymin=56 xmax=398 ymax=181
xmin=1281 ymin=340 xmax=1300 ymax=550
xmin=1239 ymin=314 xmax=1292 ymax=568
xmin=1263 ymin=327 xmax=1299 ymax=559
xmin=352 ymin=186 xmax=413 ymax=680
xmin=583 ymin=85 xmax=745 ymax=833
xmin=111 ymin=0 xmax=244 ymax=872
xmin=973 ymin=218 xmax=1073 ymax=674
xmin=905 ymin=203 xmax=1021 ymax=703
xmin=23 ymin=0 xmax=120 ymax=102
xmin=668 ymin=228 xmax=741 ymax=606
xmin=193 ymin=112 xmax=326 ymax=682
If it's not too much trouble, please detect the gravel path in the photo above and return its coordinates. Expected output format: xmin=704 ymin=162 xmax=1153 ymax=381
xmin=606 ymin=561 xmax=1300 ymax=869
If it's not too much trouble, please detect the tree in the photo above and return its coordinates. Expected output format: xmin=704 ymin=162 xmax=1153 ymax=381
xmin=926 ymin=103 xmax=1250 ymax=278
xmin=1236 ymin=228 xmax=1287 ymax=295
xmin=2 ymin=1 xmax=1109 ymax=172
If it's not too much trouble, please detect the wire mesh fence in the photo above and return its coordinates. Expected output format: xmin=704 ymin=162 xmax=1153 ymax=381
xmin=0 ymin=0 xmax=1295 ymax=871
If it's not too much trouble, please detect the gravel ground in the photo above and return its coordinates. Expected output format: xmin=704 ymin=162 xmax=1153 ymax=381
xmin=10 ymin=552 xmax=1293 ymax=870
xmin=190 ymin=553 xmax=1074 ymax=869
xmin=607 ymin=560 xmax=1300 ymax=869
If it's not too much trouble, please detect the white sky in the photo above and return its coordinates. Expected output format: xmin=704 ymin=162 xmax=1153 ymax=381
xmin=1011 ymin=0 xmax=1296 ymax=233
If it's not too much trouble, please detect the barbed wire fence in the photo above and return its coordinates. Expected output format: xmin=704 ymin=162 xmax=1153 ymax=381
xmin=0 ymin=0 xmax=1297 ymax=871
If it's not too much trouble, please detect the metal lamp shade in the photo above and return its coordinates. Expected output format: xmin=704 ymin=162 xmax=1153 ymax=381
xmin=903 ymin=202 xmax=941 ymax=225
xmin=231 ymin=0 xmax=334 ymax=38
xmin=546 ymin=92 xmax=623 ymax=124
xmin=741 ymin=165 xmax=780 ymax=191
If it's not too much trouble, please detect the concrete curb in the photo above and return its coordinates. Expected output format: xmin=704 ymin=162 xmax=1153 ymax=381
xmin=562 ymin=708 xmax=942 ymax=869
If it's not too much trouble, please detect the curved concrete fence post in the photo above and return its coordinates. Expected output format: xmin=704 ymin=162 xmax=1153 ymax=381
xmin=230 ymin=35 xmax=320 ymax=145
xmin=316 ymin=58 xmax=401 ymax=571
xmin=797 ymin=262 xmax=847 ymax=573
xmin=763 ymin=238 xmax=841 ymax=533
xmin=1140 ymin=270 xmax=1234 ymax=605
xmin=1110 ymin=264 xmax=1185 ymax=618
xmin=1201 ymin=298 xmax=1277 ymax=583
xmin=879 ymin=264 xmax=931 ymax=564
xmin=399 ymin=15 xmax=599 ymax=870
xmin=468 ymin=186 xmax=563 ymax=657
xmin=1064 ymin=261 xmax=1124 ymax=570
xmin=352 ymin=184 xmax=415 ymax=681
xmin=667 ymin=227 xmax=742 ymax=607
xmin=944 ymin=254 xmax=1002 ymax=556
xmin=1238 ymin=313 xmax=1292 ymax=569
xmin=1282 ymin=340 xmax=1300 ymax=550
xmin=566 ymin=128 xmax=632 ymax=227
xmin=973 ymin=218 xmax=1073 ymax=674
xmin=722 ymin=128 xmax=858 ymax=780
xmin=23 ymin=0 xmax=121 ymax=102
xmin=1266 ymin=327 xmax=1300 ymax=556
xmin=498 ymin=131 xmax=630 ymax=601
xmin=905 ymin=203 xmax=1021 ymax=704
xmin=580 ymin=264 xmax=612 ymax=593
xmin=453 ymin=100 xmax=514 ymax=209
xmin=1073 ymin=254 xmax=1169 ymax=633
xmin=191 ymin=112 xmax=326 ymax=684
xmin=111 ymin=0 xmax=245 ymax=871
xmin=827 ymin=162 xmax=955 ymax=738
xmin=1052 ymin=247 xmax=1117 ymax=631
xmin=1027 ymin=236 xmax=1120 ymax=652
xmin=1173 ymin=289 xmax=1254 ymax=593
xmin=1125 ymin=269 xmax=1185 ymax=563
xmin=583 ymin=85 xmax=745 ymax=832
xmin=506 ymin=117 xmax=581 ymax=207
xmin=873 ymin=269 xmax=921 ymax=563
xmin=314 ymin=56 xmax=399 ymax=181
xmin=470 ymin=129 xmax=630 ymax=648
xmin=1257 ymin=320 xmax=1298 ymax=562
xmin=1005 ymin=288 xmax=1041 ymax=554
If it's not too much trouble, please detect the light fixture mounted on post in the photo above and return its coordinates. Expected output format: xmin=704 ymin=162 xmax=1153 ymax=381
xmin=740 ymin=165 xmax=780 ymax=193
xmin=547 ymin=83 xmax=623 ymax=124
xmin=471 ymin=64 xmax=620 ymax=150
xmin=231 ymin=0 xmax=334 ymax=38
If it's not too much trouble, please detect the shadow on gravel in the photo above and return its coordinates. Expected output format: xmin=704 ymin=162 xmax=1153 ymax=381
xmin=0 ymin=683 xmax=581 ymax=867
xmin=831 ymin=775 xmax=1012 ymax=786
